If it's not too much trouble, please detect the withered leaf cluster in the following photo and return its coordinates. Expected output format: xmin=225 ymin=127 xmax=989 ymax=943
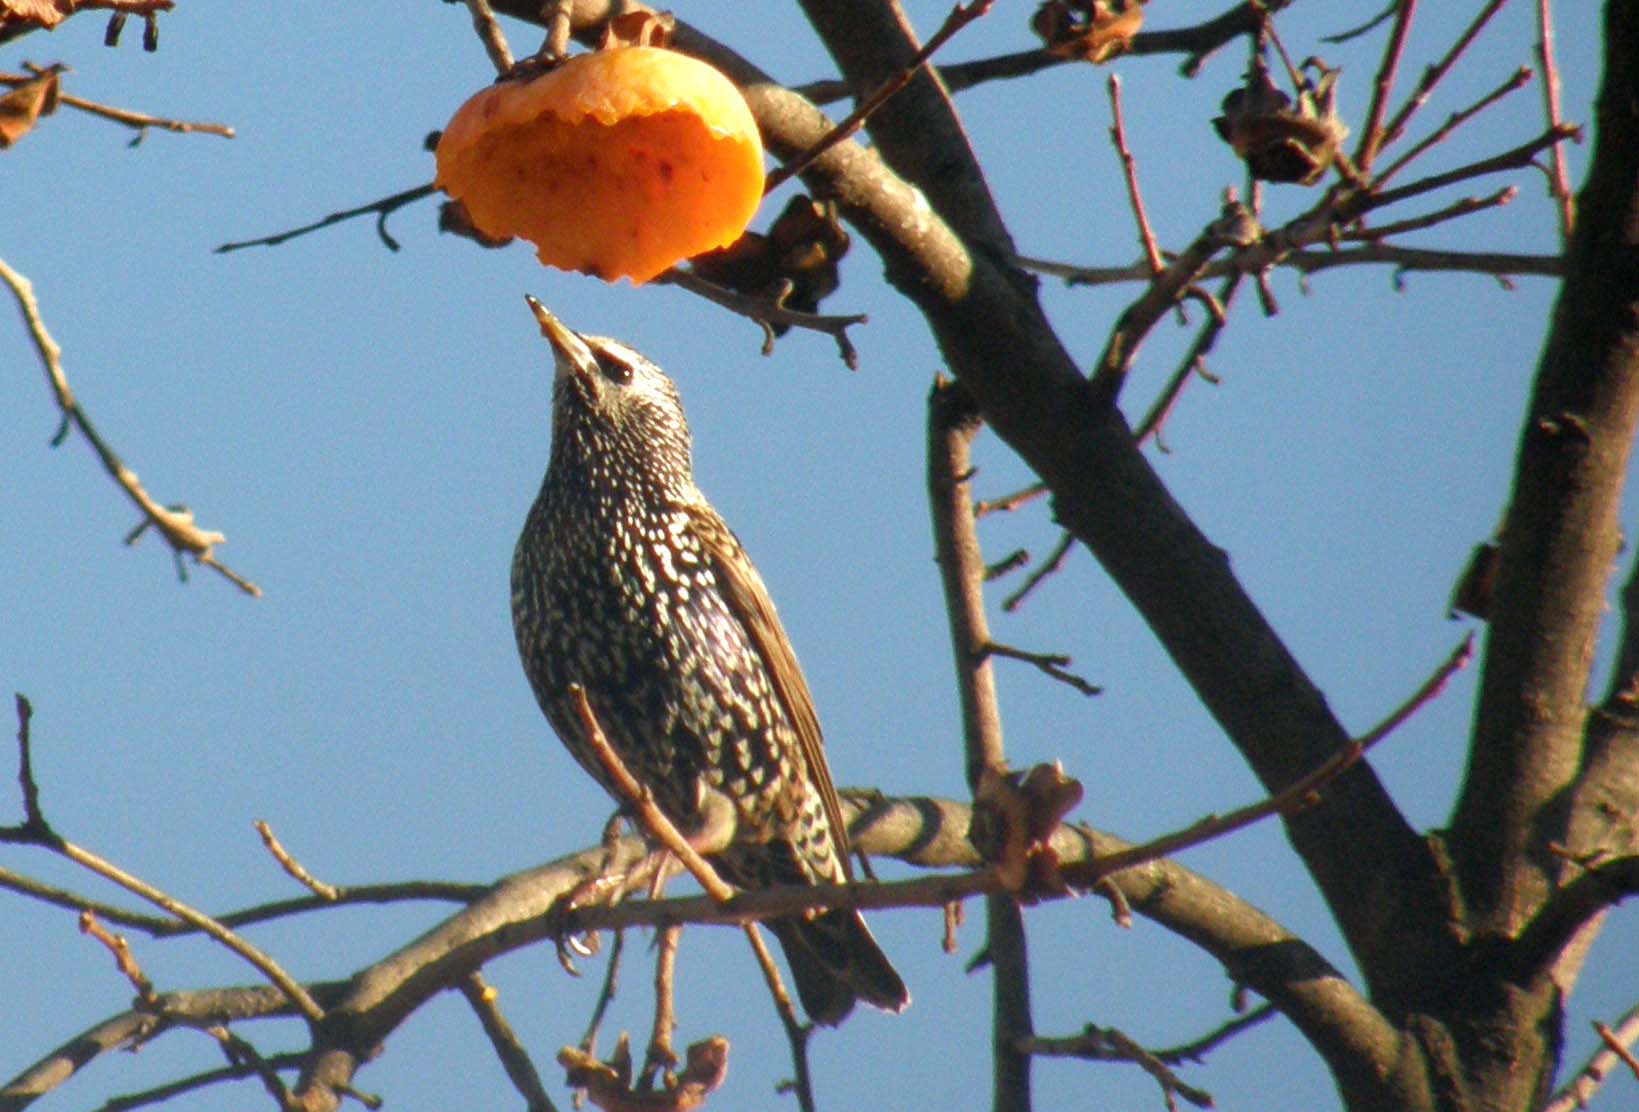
xmin=689 ymin=195 xmax=851 ymax=331
xmin=1029 ymin=0 xmax=1144 ymax=65
xmin=1213 ymin=57 xmax=1348 ymax=186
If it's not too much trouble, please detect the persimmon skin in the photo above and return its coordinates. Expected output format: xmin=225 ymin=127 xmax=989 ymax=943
xmin=435 ymin=47 xmax=765 ymax=285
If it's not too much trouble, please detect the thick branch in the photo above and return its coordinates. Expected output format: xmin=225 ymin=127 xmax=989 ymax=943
xmin=744 ymin=0 xmax=1436 ymax=1040
xmin=5 ymin=795 xmax=1411 ymax=1111
xmin=1449 ymin=0 xmax=1639 ymax=937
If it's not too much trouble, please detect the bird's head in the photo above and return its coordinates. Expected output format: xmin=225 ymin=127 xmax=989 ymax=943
xmin=526 ymin=295 xmax=693 ymax=490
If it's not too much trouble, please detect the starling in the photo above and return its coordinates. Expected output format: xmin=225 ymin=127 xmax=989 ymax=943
xmin=510 ymin=296 xmax=908 ymax=1025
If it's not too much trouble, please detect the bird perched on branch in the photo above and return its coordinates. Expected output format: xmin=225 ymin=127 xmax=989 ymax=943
xmin=510 ymin=296 xmax=907 ymax=1025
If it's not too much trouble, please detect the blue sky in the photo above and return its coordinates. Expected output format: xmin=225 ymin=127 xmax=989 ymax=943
xmin=1 ymin=3 xmax=1625 ymax=1110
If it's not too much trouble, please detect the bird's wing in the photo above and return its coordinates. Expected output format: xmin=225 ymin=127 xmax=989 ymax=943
xmin=683 ymin=499 xmax=855 ymax=881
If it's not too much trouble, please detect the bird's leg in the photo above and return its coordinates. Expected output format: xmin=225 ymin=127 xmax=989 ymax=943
xmin=638 ymin=923 xmax=683 ymax=1090
xmin=547 ymin=812 xmax=642 ymax=975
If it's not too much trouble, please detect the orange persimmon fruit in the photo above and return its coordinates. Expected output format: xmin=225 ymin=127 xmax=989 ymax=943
xmin=434 ymin=47 xmax=765 ymax=285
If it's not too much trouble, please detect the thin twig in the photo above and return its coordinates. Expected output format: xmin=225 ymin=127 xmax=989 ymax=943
xmin=743 ymin=923 xmax=815 ymax=1112
xmin=1542 ymin=1003 xmax=1639 ymax=1112
xmin=1595 ymin=1020 xmax=1639 ymax=1082
xmin=763 ymin=0 xmax=995 ymax=195
xmin=568 ymin=686 xmax=737 ymax=902
xmin=1153 ymin=1002 xmax=1278 ymax=1064
xmin=1136 ymin=273 xmax=1243 ymax=449
xmin=215 ymin=182 xmax=438 ymax=254
xmin=1086 ymin=201 xmax=1257 ymax=411
xmin=0 ymin=256 xmax=259 ymax=596
xmin=1 ymin=69 xmax=233 ymax=139
xmin=79 ymin=910 xmax=158 ymax=1005
xmin=1090 ymin=635 xmax=1473 ymax=879
xmin=4 ymin=700 xmax=322 ymax=1021
xmin=1019 ymin=1025 xmax=1213 ymax=1109
xmin=1346 ymin=186 xmax=1516 ymax=242
xmin=982 ymin=641 xmax=1102 ymax=697
xmin=461 ymin=0 xmax=515 ymax=74
xmin=1003 ymin=533 xmax=1076 ymax=612
xmin=1107 ymin=74 xmax=1163 ymax=274
xmin=1375 ymin=0 xmax=1509 ymax=155
xmin=1352 ymin=0 xmax=1416 ymax=172
xmin=202 ymin=1026 xmax=293 ymax=1110
xmin=975 ymin=481 xmax=1047 ymax=518
xmin=462 ymin=974 xmax=559 ymax=1112
xmin=639 ymin=925 xmax=681 ymax=1089
xmin=1369 ymin=123 xmax=1579 ymax=212
xmin=1374 ymin=66 xmax=1534 ymax=186
xmin=984 ymin=548 xmax=1030 ymax=582
xmin=254 ymin=820 xmax=340 ymax=901
xmin=92 ymin=1054 xmax=305 ymax=1112
xmin=1533 ymin=0 xmax=1576 ymax=241
xmin=660 ymin=268 xmax=866 ymax=369
xmin=579 ymin=928 xmax=624 ymax=1055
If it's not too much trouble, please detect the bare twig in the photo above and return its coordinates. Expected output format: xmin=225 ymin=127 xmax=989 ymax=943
xmin=927 ymin=377 xmax=1034 ymax=1112
xmin=5 ymin=700 xmax=322 ymax=1021
xmin=1345 ymin=186 xmax=1516 ymax=242
xmin=92 ymin=1054 xmax=305 ymax=1111
xmin=579 ymin=928 xmax=624 ymax=1056
xmin=1020 ymin=1025 xmax=1214 ymax=1109
xmin=1374 ymin=66 xmax=1534 ymax=186
xmin=1595 ymin=1019 xmax=1639 ymax=1082
xmin=975 ymin=481 xmax=1047 ymax=518
xmin=1375 ymin=0 xmax=1509 ymax=155
xmin=254 ymin=820 xmax=340 ymax=901
xmin=79 ymin=910 xmax=158 ymax=1006
xmin=984 ymin=548 xmax=1030 ymax=582
xmin=1086 ymin=201 xmax=1258 ymax=411
xmin=1090 ymin=635 xmax=1473 ymax=879
xmin=1154 ymin=1002 xmax=1278 ymax=1064
xmin=1533 ymin=0 xmax=1576 ymax=240
xmin=1353 ymin=0 xmax=1417 ymax=172
xmin=982 ymin=641 xmax=1102 ymax=697
xmin=1136 ymin=273 xmax=1242 ymax=449
xmin=461 ymin=974 xmax=558 ymax=1112
xmin=1368 ymin=124 xmax=1579 ymax=212
xmin=1 ymin=69 xmax=233 ymax=139
xmin=743 ymin=922 xmax=815 ymax=1112
xmin=763 ymin=0 xmax=995 ymax=195
xmin=1107 ymin=74 xmax=1163 ymax=274
xmin=216 ymin=182 xmax=438 ymax=255
xmin=0 ymin=256 xmax=259 ymax=596
xmin=639 ymin=925 xmax=682 ymax=1089
xmin=568 ymin=685 xmax=737 ymax=902
xmin=1002 ymin=533 xmax=1076 ymax=612
xmin=201 ymin=1025 xmax=294 ymax=1110
xmin=1542 ymin=1003 xmax=1639 ymax=1112
xmin=461 ymin=0 xmax=515 ymax=74
xmin=8 ymin=694 xmax=49 ymax=839
xmin=660 ymin=268 xmax=866 ymax=369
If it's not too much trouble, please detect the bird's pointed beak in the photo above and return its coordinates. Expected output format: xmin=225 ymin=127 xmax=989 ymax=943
xmin=525 ymin=295 xmax=596 ymax=391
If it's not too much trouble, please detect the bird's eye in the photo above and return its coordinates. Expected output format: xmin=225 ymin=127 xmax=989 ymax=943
xmin=598 ymin=351 xmax=634 ymax=385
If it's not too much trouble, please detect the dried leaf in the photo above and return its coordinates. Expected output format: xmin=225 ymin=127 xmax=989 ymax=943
xmin=1031 ymin=0 xmax=1143 ymax=64
xmin=602 ymin=9 xmax=674 ymax=50
xmin=971 ymin=762 xmax=1084 ymax=900
xmin=561 ymin=1036 xmax=729 ymax=1112
xmin=0 ymin=69 xmax=60 ymax=149
xmin=689 ymin=195 xmax=850 ymax=331
xmin=1 ymin=0 xmax=72 ymax=31
xmin=1213 ymin=59 xmax=1348 ymax=186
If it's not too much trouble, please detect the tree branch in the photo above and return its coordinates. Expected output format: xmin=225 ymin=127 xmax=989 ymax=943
xmin=1449 ymin=1 xmax=1639 ymax=937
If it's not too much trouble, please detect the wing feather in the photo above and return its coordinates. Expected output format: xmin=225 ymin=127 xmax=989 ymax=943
xmin=684 ymin=500 xmax=854 ymax=882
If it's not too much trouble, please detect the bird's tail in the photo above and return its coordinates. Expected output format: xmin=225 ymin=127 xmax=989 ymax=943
xmin=767 ymin=909 xmax=909 ymax=1026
